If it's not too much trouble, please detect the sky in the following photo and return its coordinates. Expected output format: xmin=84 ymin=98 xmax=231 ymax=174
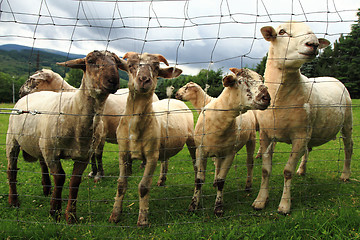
xmin=0 ymin=0 xmax=359 ymax=75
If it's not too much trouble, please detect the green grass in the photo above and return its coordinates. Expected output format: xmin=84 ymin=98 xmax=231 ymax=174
xmin=0 ymin=100 xmax=359 ymax=239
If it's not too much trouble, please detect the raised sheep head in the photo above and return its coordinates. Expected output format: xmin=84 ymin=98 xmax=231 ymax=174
xmin=261 ymin=21 xmax=330 ymax=69
xmin=223 ymin=68 xmax=270 ymax=111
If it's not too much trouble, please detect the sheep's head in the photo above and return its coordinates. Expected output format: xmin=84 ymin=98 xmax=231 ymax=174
xmin=118 ymin=52 xmax=182 ymax=94
xmin=19 ymin=69 xmax=60 ymax=98
xmin=261 ymin=21 xmax=330 ymax=69
xmin=57 ymin=50 xmax=120 ymax=96
xmin=222 ymin=68 xmax=270 ymax=111
xmin=175 ymin=82 xmax=199 ymax=101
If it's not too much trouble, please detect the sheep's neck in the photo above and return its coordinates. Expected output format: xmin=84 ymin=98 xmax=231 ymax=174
xmin=53 ymin=73 xmax=76 ymax=92
xmin=125 ymin=91 xmax=155 ymax=133
xmin=264 ymin=58 xmax=304 ymax=105
xmin=192 ymin=88 xmax=213 ymax=113
xmin=206 ymin=88 xmax=242 ymax=131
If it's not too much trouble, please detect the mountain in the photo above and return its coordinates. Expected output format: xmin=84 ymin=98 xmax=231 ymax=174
xmin=0 ymin=44 xmax=85 ymax=60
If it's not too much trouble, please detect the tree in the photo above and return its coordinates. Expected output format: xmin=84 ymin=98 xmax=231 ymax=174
xmin=65 ymin=68 xmax=83 ymax=88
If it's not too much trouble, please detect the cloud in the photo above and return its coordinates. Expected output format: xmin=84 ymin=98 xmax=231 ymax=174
xmin=0 ymin=0 xmax=358 ymax=75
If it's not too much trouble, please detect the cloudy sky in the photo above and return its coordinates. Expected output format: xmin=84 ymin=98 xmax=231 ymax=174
xmin=0 ymin=0 xmax=358 ymax=75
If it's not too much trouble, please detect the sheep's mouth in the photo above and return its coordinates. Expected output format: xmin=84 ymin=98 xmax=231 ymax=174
xmin=254 ymin=101 xmax=270 ymax=110
xmin=299 ymin=52 xmax=317 ymax=58
xmin=103 ymin=83 xmax=119 ymax=94
xmin=175 ymin=94 xmax=182 ymax=100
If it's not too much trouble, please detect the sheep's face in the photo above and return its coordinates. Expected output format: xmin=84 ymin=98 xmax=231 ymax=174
xmin=57 ymin=50 xmax=120 ymax=95
xmin=84 ymin=51 xmax=120 ymax=94
xmin=19 ymin=69 xmax=55 ymax=98
xmin=119 ymin=52 xmax=182 ymax=94
xmin=223 ymin=68 xmax=270 ymax=111
xmin=261 ymin=21 xmax=330 ymax=69
xmin=175 ymin=82 xmax=198 ymax=101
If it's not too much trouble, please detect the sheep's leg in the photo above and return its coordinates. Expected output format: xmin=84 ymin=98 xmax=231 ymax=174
xmin=278 ymin=139 xmax=307 ymax=214
xmin=213 ymin=153 xmax=235 ymax=217
xmin=157 ymin=159 xmax=168 ymax=186
xmin=186 ymin=136 xmax=197 ymax=178
xmin=39 ymin=158 xmax=51 ymax=196
xmin=65 ymin=160 xmax=88 ymax=224
xmin=109 ymin=153 xmax=130 ymax=223
xmin=137 ymin=156 xmax=158 ymax=227
xmin=340 ymin=115 xmax=353 ymax=181
xmin=88 ymin=154 xmax=98 ymax=178
xmin=94 ymin=144 xmax=105 ymax=183
xmin=7 ymin=142 xmax=20 ymax=207
xmin=188 ymin=148 xmax=207 ymax=213
xmin=245 ymin=139 xmax=255 ymax=191
xmin=49 ymin=163 xmax=66 ymax=222
xmin=252 ymin=135 xmax=273 ymax=210
xmin=296 ymin=148 xmax=309 ymax=176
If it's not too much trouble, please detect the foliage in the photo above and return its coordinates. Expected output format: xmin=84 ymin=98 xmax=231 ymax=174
xmin=156 ymin=68 xmax=224 ymax=99
xmin=0 ymin=72 xmax=26 ymax=103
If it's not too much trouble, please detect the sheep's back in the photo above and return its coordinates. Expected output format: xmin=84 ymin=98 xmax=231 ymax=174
xmin=153 ymin=99 xmax=194 ymax=158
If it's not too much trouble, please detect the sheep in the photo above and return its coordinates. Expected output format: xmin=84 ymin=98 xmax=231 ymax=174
xmin=7 ymin=50 xmax=121 ymax=224
xmin=175 ymin=81 xmax=214 ymax=113
xmin=18 ymin=69 xmax=159 ymax=182
xmin=19 ymin=69 xmax=76 ymax=97
xmin=175 ymin=81 xmax=260 ymax=191
xmin=187 ymin=68 xmax=270 ymax=216
xmin=109 ymin=52 xmax=196 ymax=227
xmin=252 ymin=21 xmax=353 ymax=214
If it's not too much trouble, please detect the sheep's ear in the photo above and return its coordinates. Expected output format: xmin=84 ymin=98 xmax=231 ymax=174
xmin=229 ymin=67 xmax=244 ymax=75
xmin=261 ymin=26 xmax=277 ymax=41
xmin=223 ymin=74 xmax=237 ymax=87
xmin=159 ymin=67 xmax=182 ymax=79
xmin=318 ymin=38 xmax=330 ymax=49
xmin=57 ymin=58 xmax=86 ymax=71
xmin=116 ymin=57 xmax=128 ymax=72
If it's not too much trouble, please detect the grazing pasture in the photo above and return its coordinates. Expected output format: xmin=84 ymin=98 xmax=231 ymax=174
xmin=0 ymin=101 xmax=359 ymax=239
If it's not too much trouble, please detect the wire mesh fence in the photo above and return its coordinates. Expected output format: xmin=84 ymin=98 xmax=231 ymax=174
xmin=0 ymin=0 xmax=359 ymax=239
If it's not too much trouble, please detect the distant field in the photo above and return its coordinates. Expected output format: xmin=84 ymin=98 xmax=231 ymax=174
xmin=0 ymin=100 xmax=359 ymax=239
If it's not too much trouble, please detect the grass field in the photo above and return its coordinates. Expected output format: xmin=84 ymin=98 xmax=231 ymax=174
xmin=0 ymin=100 xmax=359 ymax=239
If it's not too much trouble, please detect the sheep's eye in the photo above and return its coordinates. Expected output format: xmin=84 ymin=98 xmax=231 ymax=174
xmin=279 ymin=29 xmax=286 ymax=35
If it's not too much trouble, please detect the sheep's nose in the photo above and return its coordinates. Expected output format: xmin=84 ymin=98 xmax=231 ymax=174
xmin=305 ymin=41 xmax=319 ymax=50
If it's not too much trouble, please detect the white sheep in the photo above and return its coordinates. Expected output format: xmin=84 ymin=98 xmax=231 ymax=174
xmin=18 ymin=69 xmax=159 ymax=182
xmin=252 ymin=21 xmax=353 ymax=214
xmin=109 ymin=52 xmax=196 ymax=227
xmin=175 ymin=81 xmax=214 ymax=113
xmin=175 ymin=81 xmax=260 ymax=191
xmin=187 ymin=68 xmax=270 ymax=216
xmin=7 ymin=50 xmax=121 ymax=224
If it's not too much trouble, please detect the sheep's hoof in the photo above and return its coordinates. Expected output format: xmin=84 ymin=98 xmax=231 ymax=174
xmin=188 ymin=198 xmax=198 ymax=213
xmin=109 ymin=212 xmax=121 ymax=223
xmin=137 ymin=214 xmax=149 ymax=227
xmin=50 ymin=209 xmax=62 ymax=222
xmin=214 ymin=205 xmax=224 ymax=217
xmin=94 ymin=172 xmax=103 ymax=183
xmin=277 ymin=208 xmax=291 ymax=216
xmin=88 ymin=171 xmax=96 ymax=178
xmin=244 ymin=185 xmax=252 ymax=192
xmin=340 ymin=172 xmax=350 ymax=182
xmin=252 ymin=199 xmax=267 ymax=211
xmin=8 ymin=195 xmax=20 ymax=207
xmin=157 ymin=177 xmax=166 ymax=187
xmin=65 ymin=212 xmax=78 ymax=224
